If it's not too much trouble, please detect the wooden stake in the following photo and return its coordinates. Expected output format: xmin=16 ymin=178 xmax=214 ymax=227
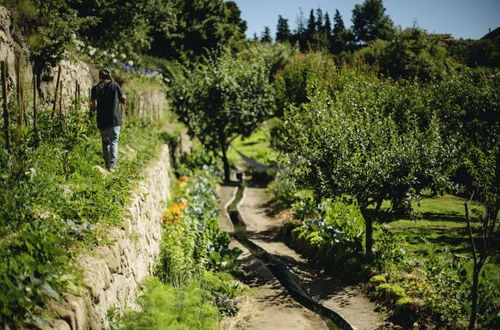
xmin=33 ymin=75 xmax=37 ymax=130
xmin=1 ymin=61 xmax=10 ymax=151
xmin=59 ymin=81 xmax=63 ymax=117
xmin=15 ymin=55 xmax=23 ymax=128
xmin=52 ymin=66 xmax=61 ymax=118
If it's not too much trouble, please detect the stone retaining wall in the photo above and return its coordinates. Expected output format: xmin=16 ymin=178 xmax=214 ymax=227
xmin=45 ymin=145 xmax=172 ymax=330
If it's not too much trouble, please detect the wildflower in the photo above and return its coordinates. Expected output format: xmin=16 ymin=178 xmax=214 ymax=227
xmin=180 ymin=175 xmax=188 ymax=182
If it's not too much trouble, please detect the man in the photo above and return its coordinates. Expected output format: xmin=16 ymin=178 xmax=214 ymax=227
xmin=91 ymin=69 xmax=126 ymax=172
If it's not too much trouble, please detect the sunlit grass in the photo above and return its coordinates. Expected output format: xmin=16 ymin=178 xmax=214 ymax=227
xmin=228 ymin=122 xmax=275 ymax=166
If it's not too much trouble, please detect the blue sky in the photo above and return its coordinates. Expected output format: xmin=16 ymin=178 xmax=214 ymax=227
xmin=230 ymin=0 xmax=500 ymax=40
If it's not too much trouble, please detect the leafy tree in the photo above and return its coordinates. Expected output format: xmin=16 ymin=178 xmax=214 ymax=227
xmin=73 ymin=0 xmax=175 ymax=57
xmin=358 ymin=27 xmax=457 ymax=81
xmin=273 ymin=65 xmax=453 ymax=254
xmin=352 ymin=0 xmax=395 ymax=45
xmin=149 ymin=0 xmax=246 ymax=62
xmin=171 ymin=49 xmax=275 ymax=181
xmin=276 ymin=15 xmax=292 ymax=43
xmin=1 ymin=0 xmax=87 ymax=74
xmin=261 ymin=26 xmax=273 ymax=43
xmin=464 ymin=144 xmax=499 ymax=330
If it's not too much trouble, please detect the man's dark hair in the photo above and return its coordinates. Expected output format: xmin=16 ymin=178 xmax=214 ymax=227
xmin=99 ymin=68 xmax=113 ymax=81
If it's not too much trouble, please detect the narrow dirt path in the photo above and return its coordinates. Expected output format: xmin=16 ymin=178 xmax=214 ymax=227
xmin=237 ymin=186 xmax=387 ymax=330
xmin=218 ymin=186 xmax=328 ymax=330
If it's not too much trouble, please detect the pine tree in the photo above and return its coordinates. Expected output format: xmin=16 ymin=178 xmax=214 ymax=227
xmin=332 ymin=9 xmax=347 ymax=53
xmin=295 ymin=7 xmax=307 ymax=50
xmin=315 ymin=8 xmax=324 ymax=32
xmin=324 ymin=12 xmax=332 ymax=38
xmin=261 ymin=26 xmax=273 ymax=43
xmin=307 ymin=9 xmax=316 ymax=35
xmin=276 ymin=15 xmax=292 ymax=42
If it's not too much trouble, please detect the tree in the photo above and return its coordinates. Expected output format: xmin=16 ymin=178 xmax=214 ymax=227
xmin=464 ymin=145 xmax=499 ymax=329
xmin=305 ymin=9 xmax=316 ymax=44
xmin=352 ymin=0 xmax=395 ymax=45
xmin=276 ymin=15 xmax=292 ymax=43
xmin=315 ymin=8 xmax=323 ymax=32
xmin=358 ymin=27 xmax=456 ymax=81
xmin=331 ymin=9 xmax=347 ymax=53
xmin=261 ymin=26 xmax=273 ymax=43
xmin=171 ymin=49 xmax=275 ymax=181
xmin=273 ymin=66 xmax=453 ymax=254
xmin=74 ymin=0 xmax=175 ymax=57
xmin=324 ymin=12 xmax=332 ymax=38
xmin=2 ymin=0 xmax=87 ymax=74
xmin=149 ymin=0 xmax=246 ymax=62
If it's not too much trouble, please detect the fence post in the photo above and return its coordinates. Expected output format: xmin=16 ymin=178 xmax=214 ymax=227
xmin=33 ymin=74 xmax=37 ymax=130
xmin=15 ymin=55 xmax=23 ymax=129
xmin=52 ymin=66 xmax=61 ymax=118
xmin=1 ymin=61 xmax=10 ymax=151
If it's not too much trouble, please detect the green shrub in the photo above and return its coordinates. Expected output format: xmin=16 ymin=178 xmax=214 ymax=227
xmin=156 ymin=168 xmax=240 ymax=286
xmin=369 ymin=275 xmax=387 ymax=284
xmin=376 ymin=283 xmax=406 ymax=300
xmin=118 ymin=277 xmax=219 ymax=330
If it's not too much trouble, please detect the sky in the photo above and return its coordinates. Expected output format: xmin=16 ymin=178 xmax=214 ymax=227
xmin=230 ymin=0 xmax=500 ymax=40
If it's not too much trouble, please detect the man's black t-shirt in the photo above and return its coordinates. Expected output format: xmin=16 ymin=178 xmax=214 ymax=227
xmin=91 ymin=80 xmax=123 ymax=129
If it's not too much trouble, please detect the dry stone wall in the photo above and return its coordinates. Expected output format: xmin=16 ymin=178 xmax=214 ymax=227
xmin=0 ymin=5 xmax=93 ymax=107
xmin=44 ymin=145 xmax=172 ymax=330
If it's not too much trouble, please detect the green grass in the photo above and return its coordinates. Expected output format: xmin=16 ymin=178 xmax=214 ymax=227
xmin=228 ymin=122 xmax=275 ymax=166
xmin=380 ymin=194 xmax=498 ymax=265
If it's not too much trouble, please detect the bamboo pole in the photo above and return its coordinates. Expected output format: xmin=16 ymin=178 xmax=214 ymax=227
xmin=52 ymin=66 xmax=61 ymax=118
xmin=15 ymin=55 xmax=23 ymax=129
xmin=33 ymin=75 xmax=37 ymax=130
xmin=1 ymin=61 xmax=10 ymax=151
xmin=59 ymin=81 xmax=63 ymax=117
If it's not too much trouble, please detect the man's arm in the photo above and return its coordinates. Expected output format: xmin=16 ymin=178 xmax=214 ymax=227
xmin=91 ymin=99 xmax=97 ymax=110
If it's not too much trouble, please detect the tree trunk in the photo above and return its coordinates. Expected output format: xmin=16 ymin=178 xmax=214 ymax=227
xmin=360 ymin=207 xmax=373 ymax=256
xmin=221 ymin=146 xmax=230 ymax=182
xmin=219 ymin=132 xmax=230 ymax=182
xmin=469 ymin=265 xmax=479 ymax=330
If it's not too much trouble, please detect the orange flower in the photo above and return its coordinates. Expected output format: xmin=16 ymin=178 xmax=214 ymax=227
xmin=180 ymin=175 xmax=188 ymax=182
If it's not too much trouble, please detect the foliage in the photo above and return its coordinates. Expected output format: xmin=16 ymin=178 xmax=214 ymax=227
xmin=149 ymin=0 xmax=246 ymax=63
xmin=357 ymin=27 xmax=458 ymax=81
xmin=273 ymin=68 xmax=454 ymax=252
xmin=272 ymin=52 xmax=336 ymax=116
xmin=171 ymin=48 xmax=275 ymax=180
xmin=0 ymin=78 xmax=171 ymax=325
xmin=286 ymin=199 xmax=365 ymax=274
xmin=156 ymin=168 xmax=241 ymax=286
xmin=117 ymin=277 xmax=220 ymax=330
xmin=351 ymin=0 xmax=395 ymax=45
xmin=0 ymin=222 xmax=75 ymax=327
xmin=446 ymin=38 xmax=500 ymax=68
xmin=73 ymin=0 xmax=176 ymax=57
xmin=1 ymin=0 xmax=88 ymax=73
xmin=276 ymin=15 xmax=292 ymax=43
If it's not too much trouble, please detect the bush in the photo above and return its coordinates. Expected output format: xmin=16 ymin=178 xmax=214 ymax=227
xmin=156 ymin=168 xmax=241 ymax=286
xmin=117 ymin=277 xmax=220 ymax=330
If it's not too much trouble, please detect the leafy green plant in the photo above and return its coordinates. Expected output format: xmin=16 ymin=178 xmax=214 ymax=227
xmin=118 ymin=277 xmax=220 ymax=330
xmin=171 ymin=48 xmax=275 ymax=181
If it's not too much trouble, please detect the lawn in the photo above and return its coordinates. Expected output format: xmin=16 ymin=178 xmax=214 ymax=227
xmin=227 ymin=122 xmax=275 ymax=166
xmin=381 ymin=194 xmax=499 ymax=265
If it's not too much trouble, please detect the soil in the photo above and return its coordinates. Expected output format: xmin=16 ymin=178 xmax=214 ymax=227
xmin=219 ymin=184 xmax=390 ymax=330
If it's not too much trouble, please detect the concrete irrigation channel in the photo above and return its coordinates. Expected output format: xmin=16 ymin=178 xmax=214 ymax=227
xmin=219 ymin=179 xmax=362 ymax=330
